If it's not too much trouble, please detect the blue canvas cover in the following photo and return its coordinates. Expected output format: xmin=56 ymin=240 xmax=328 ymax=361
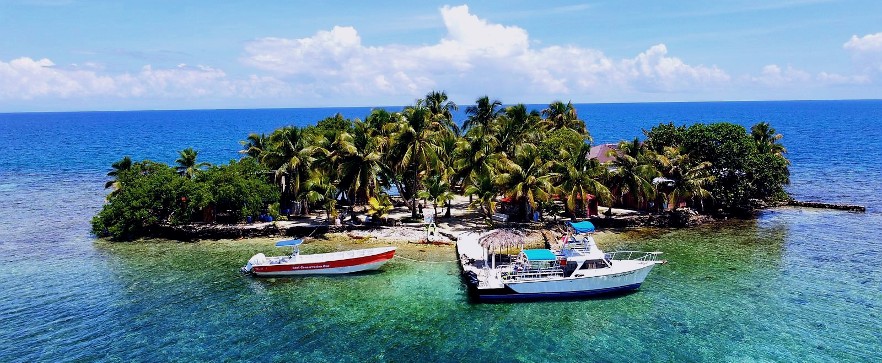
xmin=523 ymin=249 xmax=557 ymax=261
xmin=275 ymin=239 xmax=303 ymax=247
xmin=567 ymin=221 xmax=596 ymax=233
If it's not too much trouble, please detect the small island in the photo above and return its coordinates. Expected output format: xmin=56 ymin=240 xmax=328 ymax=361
xmin=92 ymin=90 xmax=792 ymax=242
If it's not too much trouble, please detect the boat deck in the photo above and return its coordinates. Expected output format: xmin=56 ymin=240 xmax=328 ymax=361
xmin=456 ymin=233 xmax=504 ymax=289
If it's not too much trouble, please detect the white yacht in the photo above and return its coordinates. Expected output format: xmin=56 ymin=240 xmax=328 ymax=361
xmin=459 ymin=221 xmax=664 ymax=302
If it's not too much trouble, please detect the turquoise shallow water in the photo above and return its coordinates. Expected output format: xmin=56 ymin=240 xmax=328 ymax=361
xmin=1 ymin=100 xmax=881 ymax=361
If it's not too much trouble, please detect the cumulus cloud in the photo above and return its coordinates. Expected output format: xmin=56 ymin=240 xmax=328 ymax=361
xmin=5 ymin=6 xmax=877 ymax=109
xmin=241 ymin=4 xmax=730 ymax=102
xmin=843 ymin=32 xmax=882 ymax=74
xmin=0 ymin=57 xmax=290 ymax=102
xmin=844 ymin=32 xmax=882 ymax=53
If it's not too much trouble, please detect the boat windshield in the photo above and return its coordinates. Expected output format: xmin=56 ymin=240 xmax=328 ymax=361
xmin=580 ymin=259 xmax=610 ymax=269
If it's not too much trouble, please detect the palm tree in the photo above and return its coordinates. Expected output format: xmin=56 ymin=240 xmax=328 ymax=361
xmin=465 ymin=172 xmax=498 ymax=219
xmin=433 ymin=127 xmax=461 ymax=218
xmin=463 ymin=96 xmax=503 ymax=133
xmin=751 ymin=122 xmax=787 ymax=158
xmin=606 ymin=138 xmax=658 ymax=209
xmin=423 ymin=90 xmax=460 ymax=136
xmin=495 ymin=143 xmax=557 ymax=221
xmin=454 ymin=131 xmax=498 ymax=187
xmin=418 ymin=175 xmax=454 ymax=220
xmin=655 ymin=146 xmax=714 ymax=211
xmin=542 ymin=100 xmax=585 ymax=134
xmin=175 ymin=148 xmax=209 ymax=179
xmin=303 ymin=169 xmax=338 ymax=221
xmin=558 ymin=144 xmax=612 ymax=218
xmin=389 ymin=104 xmax=443 ymax=218
xmin=496 ymin=104 xmax=542 ymax=157
xmin=365 ymin=108 xmax=398 ymax=139
xmin=336 ymin=120 xmax=386 ymax=207
xmin=239 ymin=133 xmax=269 ymax=160
xmin=263 ymin=126 xmax=327 ymax=201
xmin=366 ymin=194 xmax=394 ymax=223
xmin=104 ymin=156 xmax=133 ymax=198
xmin=455 ymin=97 xmax=502 ymax=191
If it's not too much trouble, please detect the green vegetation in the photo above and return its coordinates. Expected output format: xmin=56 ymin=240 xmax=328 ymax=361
xmin=644 ymin=121 xmax=790 ymax=212
xmin=94 ymin=90 xmax=791 ymax=240
xmin=92 ymin=158 xmax=278 ymax=240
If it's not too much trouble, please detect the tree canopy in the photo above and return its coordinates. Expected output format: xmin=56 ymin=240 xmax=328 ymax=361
xmin=94 ymin=90 xmax=792 ymax=240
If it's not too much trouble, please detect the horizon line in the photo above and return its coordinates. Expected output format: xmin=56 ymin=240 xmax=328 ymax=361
xmin=2 ymin=97 xmax=880 ymax=115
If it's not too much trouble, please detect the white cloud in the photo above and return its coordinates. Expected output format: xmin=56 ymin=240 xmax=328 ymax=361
xmin=618 ymin=44 xmax=730 ymax=91
xmin=748 ymin=64 xmax=811 ymax=87
xmin=844 ymin=32 xmax=882 ymax=53
xmin=816 ymin=72 xmax=870 ymax=85
xmin=241 ymin=5 xmax=730 ymax=103
xmin=3 ymin=6 xmax=877 ymax=110
xmin=0 ymin=57 xmax=290 ymax=102
xmin=843 ymin=32 xmax=882 ymax=74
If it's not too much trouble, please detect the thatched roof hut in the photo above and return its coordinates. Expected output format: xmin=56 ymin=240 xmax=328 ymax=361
xmin=478 ymin=229 xmax=525 ymax=252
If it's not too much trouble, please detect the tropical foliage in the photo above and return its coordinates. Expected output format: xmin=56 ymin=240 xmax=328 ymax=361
xmin=644 ymin=121 xmax=790 ymax=212
xmin=92 ymin=158 xmax=279 ymax=240
xmin=95 ymin=90 xmax=792 ymax=240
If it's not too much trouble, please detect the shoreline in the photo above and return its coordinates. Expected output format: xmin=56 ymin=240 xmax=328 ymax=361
xmin=123 ymin=196 xmax=865 ymax=243
xmin=140 ymin=208 xmax=722 ymax=242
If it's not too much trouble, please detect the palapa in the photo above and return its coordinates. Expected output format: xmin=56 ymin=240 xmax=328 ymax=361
xmin=478 ymin=229 xmax=525 ymax=251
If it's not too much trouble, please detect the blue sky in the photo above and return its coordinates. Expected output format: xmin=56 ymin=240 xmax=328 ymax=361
xmin=1 ymin=0 xmax=881 ymax=112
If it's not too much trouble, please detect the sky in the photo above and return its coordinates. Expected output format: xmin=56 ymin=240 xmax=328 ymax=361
xmin=1 ymin=0 xmax=881 ymax=112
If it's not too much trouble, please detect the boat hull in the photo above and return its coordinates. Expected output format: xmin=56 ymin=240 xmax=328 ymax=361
xmin=248 ymin=247 xmax=396 ymax=276
xmin=468 ymin=283 xmax=642 ymax=302
xmin=464 ymin=262 xmax=657 ymax=302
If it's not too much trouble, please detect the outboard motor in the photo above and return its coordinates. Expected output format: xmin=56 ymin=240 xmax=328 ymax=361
xmin=240 ymin=253 xmax=267 ymax=274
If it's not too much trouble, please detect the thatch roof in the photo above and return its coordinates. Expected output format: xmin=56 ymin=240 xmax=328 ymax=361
xmin=478 ymin=229 xmax=525 ymax=251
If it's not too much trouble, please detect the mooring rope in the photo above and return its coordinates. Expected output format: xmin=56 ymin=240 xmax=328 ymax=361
xmin=393 ymin=255 xmax=459 ymax=264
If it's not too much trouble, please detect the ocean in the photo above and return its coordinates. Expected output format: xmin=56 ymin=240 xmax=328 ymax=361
xmin=1 ymin=100 xmax=880 ymax=362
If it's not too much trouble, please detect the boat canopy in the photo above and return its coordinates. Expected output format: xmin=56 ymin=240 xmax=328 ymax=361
xmin=275 ymin=239 xmax=303 ymax=247
xmin=567 ymin=221 xmax=595 ymax=233
xmin=523 ymin=249 xmax=557 ymax=261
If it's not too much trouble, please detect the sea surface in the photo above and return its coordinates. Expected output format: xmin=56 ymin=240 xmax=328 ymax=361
xmin=1 ymin=100 xmax=880 ymax=362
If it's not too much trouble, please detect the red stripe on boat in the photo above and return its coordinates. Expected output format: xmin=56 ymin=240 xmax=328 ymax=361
xmin=252 ymin=249 xmax=396 ymax=273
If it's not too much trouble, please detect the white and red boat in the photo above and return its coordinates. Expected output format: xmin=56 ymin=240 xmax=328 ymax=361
xmin=241 ymin=239 xmax=396 ymax=276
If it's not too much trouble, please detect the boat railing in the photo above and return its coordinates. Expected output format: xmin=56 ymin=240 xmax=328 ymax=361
xmin=499 ymin=264 xmax=564 ymax=281
xmin=605 ymin=251 xmax=663 ymax=262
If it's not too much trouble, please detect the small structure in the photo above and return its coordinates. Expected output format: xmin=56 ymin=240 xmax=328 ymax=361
xmin=478 ymin=229 xmax=525 ymax=269
xmin=588 ymin=143 xmax=619 ymax=165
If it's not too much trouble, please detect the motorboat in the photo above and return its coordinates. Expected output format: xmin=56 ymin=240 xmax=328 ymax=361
xmin=241 ymin=239 xmax=396 ymax=276
xmin=459 ymin=221 xmax=664 ymax=301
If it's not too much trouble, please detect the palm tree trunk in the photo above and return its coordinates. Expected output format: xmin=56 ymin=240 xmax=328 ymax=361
xmin=520 ymin=199 xmax=527 ymax=222
xmin=411 ymin=167 xmax=419 ymax=219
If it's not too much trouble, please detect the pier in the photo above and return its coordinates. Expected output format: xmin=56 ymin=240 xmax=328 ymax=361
xmin=787 ymin=200 xmax=866 ymax=212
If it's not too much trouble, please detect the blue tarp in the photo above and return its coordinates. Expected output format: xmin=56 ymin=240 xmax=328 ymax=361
xmin=523 ymin=249 xmax=557 ymax=261
xmin=567 ymin=221 xmax=596 ymax=233
xmin=275 ymin=239 xmax=303 ymax=247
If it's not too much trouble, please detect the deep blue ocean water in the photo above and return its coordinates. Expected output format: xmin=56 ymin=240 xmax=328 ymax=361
xmin=1 ymin=100 xmax=880 ymax=362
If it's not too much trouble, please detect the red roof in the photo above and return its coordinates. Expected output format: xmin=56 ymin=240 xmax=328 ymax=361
xmin=588 ymin=144 xmax=619 ymax=164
